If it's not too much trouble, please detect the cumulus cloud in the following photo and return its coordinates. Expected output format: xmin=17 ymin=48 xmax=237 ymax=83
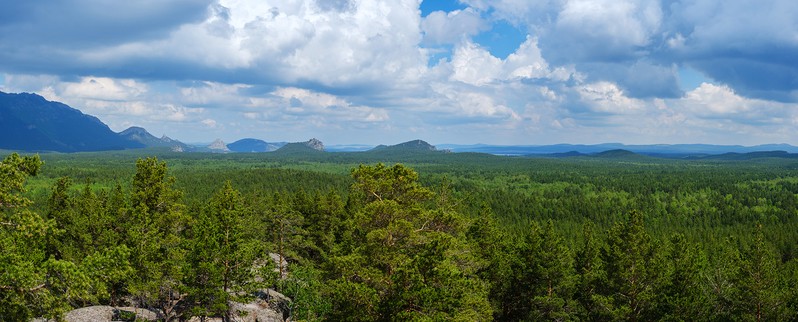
xmin=678 ymin=83 xmax=794 ymax=125
xmin=576 ymin=81 xmax=644 ymax=114
xmin=422 ymin=8 xmax=487 ymax=45
xmin=60 ymin=77 xmax=149 ymax=101
xmin=447 ymin=37 xmax=569 ymax=86
xmin=471 ymin=0 xmax=798 ymax=102
xmin=239 ymin=87 xmax=390 ymax=129
xmin=0 ymin=0 xmax=796 ymax=145
xmin=201 ymin=118 xmax=219 ymax=128
xmin=1 ymin=0 xmax=427 ymax=90
xmin=550 ymin=0 xmax=662 ymax=61
xmin=449 ymin=41 xmax=504 ymax=86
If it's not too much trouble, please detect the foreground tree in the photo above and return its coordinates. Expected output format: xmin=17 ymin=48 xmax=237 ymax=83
xmin=737 ymin=225 xmax=791 ymax=321
xmin=597 ymin=210 xmax=663 ymax=321
xmin=573 ymin=221 xmax=609 ymax=321
xmin=0 ymin=153 xmax=91 ymax=320
xmin=503 ymin=220 xmax=575 ymax=320
xmin=466 ymin=205 xmax=514 ymax=318
xmin=654 ymin=233 xmax=708 ymax=320
xmin=185 ymin=181 xmax=270 ymax=321
xmin=328 ymin=163 xmax=492 ymax=320
xmin=126 ymin=157 xmax=188 ymax=319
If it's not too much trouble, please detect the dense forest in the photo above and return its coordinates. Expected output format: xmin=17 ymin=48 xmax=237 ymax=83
xmin=2 ymin=149 xmax=798 ymax=321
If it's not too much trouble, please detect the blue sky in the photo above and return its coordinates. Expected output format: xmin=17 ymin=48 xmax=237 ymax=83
xmin=0 ymin=0 xmax=796 ymax=145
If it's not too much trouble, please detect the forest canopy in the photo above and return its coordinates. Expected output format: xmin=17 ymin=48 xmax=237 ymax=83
xmin=1 ymin=151 xmax=798 ymax=321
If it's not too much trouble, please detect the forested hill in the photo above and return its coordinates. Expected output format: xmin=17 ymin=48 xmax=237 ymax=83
xmin=119 ymin=126 xmax=189 ymax=152
xmin=228 ymin=138 xmax=286 ymax=152
xmin=0 ymin=91 xmax=143 ymax=152
xmin=370 ymin=139 xmax=437 ymax=152
xmin=273 ymin=138 xmax=325 ymax=155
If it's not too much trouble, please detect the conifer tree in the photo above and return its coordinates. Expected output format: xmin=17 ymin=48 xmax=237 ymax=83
xmin=466 ymin=205 xmax=514 ymax=318
xmin=328 ymin=163 xmax=492 ymax=320
xmin=0 ymin=153 xmax=91 ymax=320
xmin=126 ymin=157 xmax=187 ymax=319
xmin=737 ymin=225 xmax=790 ymax=321
xmin=598 ymin=210 xmax=662 ymax=321
xmin=574 ymin=221 xmax=609 ymax=321
xmin=186 ymin=181 xmax=268 ymax=321
xmin=503 ymin=220 xmax=575 ymax=320
xmin=655 ymin=233 xmax=708 ymax=320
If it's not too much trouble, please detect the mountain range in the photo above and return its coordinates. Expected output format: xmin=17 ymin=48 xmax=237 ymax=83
xmin=0 ymin=91 xmax=142 ymax=152
xmin=2 ymin=90 xmax=798 ymax=160
xmin=436 ymin=143 xmax=798 ymax=157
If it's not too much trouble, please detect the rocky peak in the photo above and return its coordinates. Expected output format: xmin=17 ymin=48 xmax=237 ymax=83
xmin=208 ymin=139 xmax=230 ymax=152
xmin=402 ymin=139 xmax=436 ymax=151
xmin=304 ymin=138 xmax=324 ymax=151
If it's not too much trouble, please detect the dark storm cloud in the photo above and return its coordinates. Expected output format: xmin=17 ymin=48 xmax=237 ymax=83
xmin=0 ymin=0 xmax=212 ymax=47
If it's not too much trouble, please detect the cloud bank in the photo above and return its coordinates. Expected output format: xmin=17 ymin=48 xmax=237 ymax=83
xmin=0 ymin=0 xmax=795 ymax=145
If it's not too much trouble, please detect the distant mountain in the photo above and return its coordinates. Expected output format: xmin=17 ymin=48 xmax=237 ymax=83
xmin=550 ymin=151 xmax=587 ymax=158
xmin=207 ymin=139 xmax=230 ymax=152
xmin=439 ymin=143 xmax=798 ymax=157
xmin=227 ymin=138 xmax=286 ymax=152
xmin=693 ymin=151 xmax=798 ymax=161
xmin=370 ymin=139 xmax=437 ymax=152
xmin=0 ymin=91 xmax=143 ymax=152
xmin=273 ymin=138 xmax=325 ymax=154
xmin=592 ymin=149 xmax=644 ymax=159
xmin=119 ymin=126 xmax=189 ymax=152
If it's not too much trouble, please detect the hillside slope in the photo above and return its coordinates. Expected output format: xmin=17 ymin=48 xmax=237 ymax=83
xmin=0 ymin=91 xmax=142 ymax=152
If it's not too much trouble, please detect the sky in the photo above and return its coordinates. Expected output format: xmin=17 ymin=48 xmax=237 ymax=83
xmin=0 ymin=0 xmax=796 ymax=146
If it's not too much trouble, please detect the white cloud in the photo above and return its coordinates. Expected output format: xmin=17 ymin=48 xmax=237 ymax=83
xmin=683 ymin=83 xmax=749 ymax=115
xmin=460 ymin=0 xmax=558 ymax=25
xmin=675 ymin=83 xmax=795 ymax=127
xmin=201 ymin=118 xmax=218 ymax=128
xmin=422 ymin=8 xmax=487 ymax=45
xmin=554 ymin=0 xmax=662 ymax=56
xmin=449 ymin=41 xmax=503 ymax=86
xmin=1 ymin=0 xmax=797 ymax=145
xmin=179 ymin=82 xmax=251 ymax=107
xmin=430 ymin=83 xmax=520 ymax=121
xmin=504 ymin=37 xmax=550 ymax=79
xmin=448 ymin=37 xmax=563 ymax=86
xmin=226 ymin=0 xmax=427 ymax=86
xmin=577 ymin=81 xmax=644 ymax=114
xmin=60 ymin=77 xmax=148 ymax=101
xmin=245 ymin=87 xmax=389 ymax=124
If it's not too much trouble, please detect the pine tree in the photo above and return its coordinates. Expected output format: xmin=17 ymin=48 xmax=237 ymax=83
xmin=737 ymin=224 xmax=790 ymax=321
xmin=503 ymin=220 xmax=575 ymax=320
xmin=0 ymin=153 xmax=91 ymax=320
xmin=598 ymin=210 xmax=662 ymax=321
xmin=466 ymin=205 xmax=514 ymax=319
xmin=186 ymin=181 xmax=269 ymax=321
xmin=126 ymin=157 xmax=187 ymax=320
xmin=574 ymin=221 xmax=609 ymax=321
xmin=655 ymin=233 xmax=708 ymax=321
xmin=328 ymin=163 xmax=492 ymax=320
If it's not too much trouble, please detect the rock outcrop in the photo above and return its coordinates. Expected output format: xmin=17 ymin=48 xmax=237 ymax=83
xmin=207 ymin=138 xmax=230 ymax=152
xmin=304 ymin=138 xmax=324 ymax=151
xmin=37 ymin=306 xmax=159 ymax=322
xmin=47 ymin=290 xmax=290 ymax=322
